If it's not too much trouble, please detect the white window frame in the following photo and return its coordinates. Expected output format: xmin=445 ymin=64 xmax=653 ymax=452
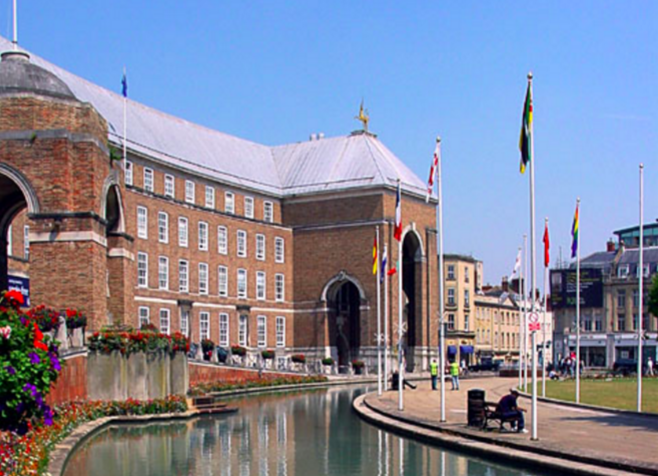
xmin=225 ymin=192 xmax=235 ymax=214
xmin=199 ymin=312 xmax=210 ymax=341
xmin=276 ymin=316 xmax=285 ymax=348
xmin=238 ymin=314 xmax=248 ymax=347
xmin=158 ymin=256 xmax=169 ymax=290
xmin=205 ymin=186 xmax=215 ymax=209
xmin=23 ymin=225 xmax=29 ymax=259
xmin=138 ymin=306 xmax=149 ymax=327
xmin=257 ymin=315 xmax=267 ymax=349
xmin=244 ymin=196 xmax=254 ymax=219
xmin=217 ymin=226 xmax=228 ymax=255
xmin=218 ymin=265 xmax=228 ymax=297
xmin=125 ymin=161 xmax=133 ymax=186
xmin=143 ymin=167 xmax=154 ymax=192
xmin=178 ymin=217 xmax=188 ymax=248
xmin=275 ymin=237 xmax=284 ymax=263
xmin=447 ymin=288 xmax=455 ymax=306
xmin=198 ymin=221 xmax=209 ymax=251
xmin=618 ymin=265 xmax=630 ymax=278
xmin=180 ymin=309 xmax=189 ymax=337
xmin=137 ymin=252 xmax=148 ymax=288
xmin=447 ymin=265 xmax=455 ymax=280
xmin=179 ymin=260 xmax=189 ymax=293
xmin=164 ymin=174 xmax=175 ymax=198
xmin=6 ymin=224 xmax=11 ymax=256
xmin=158 ymin=212 xmax=169 ymax=244
xmin=237 ymin=230 xmax=247 ymax=258
xmin=275 ymin=273 xmax=285 ymax=302
xmin=219 ymin=313 xmax=229 ymax=347
xmin=256 ymin=234 xmax=266 ymax=261
xmin=237 ymin=268 xmax=247 ymax=299
xmin=256 ymin=271 xmax=266 ymax=301
xmin=185 ymin=180 xmax=195 ymax=204
xmin=264 ymin=201 xmax=273 ymax=223
xmin=159 ymin=308 xmax=170 ymax=335
xmin=199 ymin=262 xmax=209 ymax=295
xmin=137 ymin=206 xmax=148 ymax=239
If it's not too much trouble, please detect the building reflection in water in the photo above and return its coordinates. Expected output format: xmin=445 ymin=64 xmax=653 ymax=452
xmin=63 ymin=387 xmax=544 ymax=476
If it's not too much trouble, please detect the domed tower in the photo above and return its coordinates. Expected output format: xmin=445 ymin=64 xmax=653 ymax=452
xmin=0 ymin=49 xmax=131 ymax=330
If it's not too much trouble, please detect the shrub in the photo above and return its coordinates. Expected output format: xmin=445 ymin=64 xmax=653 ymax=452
xmin=231 ymin=345 xmax=247 ymax=356
xmin=64 ymin=308 xmax=87 ymax=329
xmin=0 ymin=290 xmax=62 ymax=434
xmin=188 ymin=375 xmax=328 ymax=396
xmin=322 ymin=357 xmax=334 ymax=366
xmin=351 ymin=360 xmax=365 ymax=369
xmin=261 ymin=349 xmax=275 ymax=360
xmin=88 ymin=329 xmax=189 ymax=356
xmin=201 ymin=339 xmax=215 ymax=352
xmin=291 ymin=354 xmax=306 ymax=364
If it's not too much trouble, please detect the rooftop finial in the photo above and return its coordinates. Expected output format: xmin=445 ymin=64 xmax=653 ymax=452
xmin=355 ymin=99 xmax=369 ymax=132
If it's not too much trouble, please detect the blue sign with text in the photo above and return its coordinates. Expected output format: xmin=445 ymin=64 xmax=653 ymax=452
xmin=7 ymin=275 xmax=30 ymax=307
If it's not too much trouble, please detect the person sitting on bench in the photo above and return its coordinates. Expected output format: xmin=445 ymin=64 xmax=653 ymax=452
xmin=496 ymin=388 xmax=527 ymax=433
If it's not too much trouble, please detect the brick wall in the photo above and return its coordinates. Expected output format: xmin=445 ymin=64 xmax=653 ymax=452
xmin=189 ymin=361 xmax=299 ymax=387
xmin=46 ymin=353 xmax=87 ymax=406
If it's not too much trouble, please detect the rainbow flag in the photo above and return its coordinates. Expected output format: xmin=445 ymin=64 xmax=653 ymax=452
xmin=571 ymin=204 xmax=579 ymax=258
xmin=519 ymin=82 xmax=532 ymax=174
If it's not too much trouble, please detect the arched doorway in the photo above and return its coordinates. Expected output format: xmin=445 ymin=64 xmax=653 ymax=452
xmin=402 ymin=230 xmax=423 ymax=372
xmin=327 ymin=279 xmax=362 ymax=372
xmin=0 ymin=166 xmax=38 ymax=292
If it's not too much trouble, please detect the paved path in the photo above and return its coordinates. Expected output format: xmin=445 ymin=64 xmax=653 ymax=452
xmin=362 ymin=377 xmax=658 ymax=475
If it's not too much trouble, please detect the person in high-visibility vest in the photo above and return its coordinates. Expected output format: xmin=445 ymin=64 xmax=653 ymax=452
xmin=450 ymin=360 xmax=460 ymax=390
xmin=430 ymin=359 xmax=439 ymax=390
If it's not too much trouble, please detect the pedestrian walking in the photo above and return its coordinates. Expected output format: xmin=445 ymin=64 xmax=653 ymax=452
xmin=450 ymin=360 xmax=460 ymax=390
xmin=647 ymin=357 xmax=654 ymax=377
xmin=430 ymin=359 xmax=439 ymax=390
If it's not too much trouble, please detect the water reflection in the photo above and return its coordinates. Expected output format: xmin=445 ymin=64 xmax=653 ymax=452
xmin=64 ymin=387 xmax=546 ymax=476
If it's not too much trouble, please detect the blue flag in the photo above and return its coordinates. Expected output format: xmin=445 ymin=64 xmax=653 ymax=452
xmin=380 ymin=247 xmax=387 ymax=284
xmin=121 ymin=71 xmax=128 ymax=98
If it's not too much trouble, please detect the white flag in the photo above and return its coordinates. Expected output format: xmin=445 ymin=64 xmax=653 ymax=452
xmin=425 ymin=142 xmax=440 ymax=203
xmin=510 ymin=249 xmax=522 ymax=279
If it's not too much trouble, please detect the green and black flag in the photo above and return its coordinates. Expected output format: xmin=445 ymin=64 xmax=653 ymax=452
xmin=519 ymin=83 xmax=533 ymax=174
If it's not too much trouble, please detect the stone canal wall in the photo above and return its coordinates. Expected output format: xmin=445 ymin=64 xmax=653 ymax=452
xmin=189 ymin=361 xmax=299 ymax=386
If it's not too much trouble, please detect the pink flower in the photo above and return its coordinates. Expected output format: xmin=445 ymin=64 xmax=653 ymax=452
xmin=0 ymin=325 xmax=11 ymax=339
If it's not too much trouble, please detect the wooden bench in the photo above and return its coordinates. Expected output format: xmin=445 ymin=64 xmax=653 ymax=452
xmin=482 ymin=401 xmax=522 ymax=431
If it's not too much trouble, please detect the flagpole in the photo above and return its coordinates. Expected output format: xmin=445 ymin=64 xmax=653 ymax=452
xmin=436 ymin=137 xmax=446 ymax=422
xmin=123 ymin=67 xmax=127 ymax=162
xmin=517 ymin=245 xmax=523 ymax=390
xmin=376 ymin=226 xmax=383 ymax=396
xmin=384 ymin=244 xmax=390 ymax=389
xmin=542 ymin=217 xmax=549 ymax=398
xmin=576 ymin=197 xmax=581 ymax=404
xmin=12 ymin=0 xmax=18 ymax=50
xmin=527 ymin=72 xmax=538 ymax=441
xmin=523 ymin=233 xmax=528 ymax=391
xmin=397 ymin=178 xmax=404 ymax=411
xmin=637 ymin=164 xmax=644 ymax=412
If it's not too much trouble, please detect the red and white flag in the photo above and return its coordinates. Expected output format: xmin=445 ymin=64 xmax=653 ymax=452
xmin=394 ymin=180 xmax=402 ymax=241
xmin=426 ymin=142 xmax=440 ymax=203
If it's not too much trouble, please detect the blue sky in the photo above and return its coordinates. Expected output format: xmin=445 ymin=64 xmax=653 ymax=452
xmin=7 ymin=1 xmax=657 ymax=287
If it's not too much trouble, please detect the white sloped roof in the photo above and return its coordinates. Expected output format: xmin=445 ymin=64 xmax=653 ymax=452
xmin=0 ymin=37 xmax=428 ymax=199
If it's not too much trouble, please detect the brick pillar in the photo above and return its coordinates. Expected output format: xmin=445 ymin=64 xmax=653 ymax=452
xmin=107 ymin=234 xmax=135 ymax=327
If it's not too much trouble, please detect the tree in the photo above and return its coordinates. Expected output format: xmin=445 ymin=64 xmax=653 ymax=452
xmin=648 ymin=274 xmax=658 ymax=324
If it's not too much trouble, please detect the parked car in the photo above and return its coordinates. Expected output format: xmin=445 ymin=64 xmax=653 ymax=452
xmin=612 ymin=359 xmax=637 ymax=376
xmin=468 ymin=359 xmax=501 ymax=372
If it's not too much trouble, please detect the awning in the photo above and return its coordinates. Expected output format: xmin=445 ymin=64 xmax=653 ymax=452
xmin=460 ymin=345 xmax=474 ymax=355
xmin=447 ymin=345 xmax=457 ymax=356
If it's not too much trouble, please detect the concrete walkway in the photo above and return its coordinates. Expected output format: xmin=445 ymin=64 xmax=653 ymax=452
xmin=358 ymin=377 xmax=658 ymax=475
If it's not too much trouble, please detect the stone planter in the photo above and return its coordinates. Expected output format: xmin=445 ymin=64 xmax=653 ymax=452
xmin=170 ymin=352 xmax=189 ymax=396
xmin=146 ymin=352 xmax=171 ymax=399
xmin=88 ymin=351 xmax=127 ymax=401
xmin=127 ymin=352 xmax=148 ymax=400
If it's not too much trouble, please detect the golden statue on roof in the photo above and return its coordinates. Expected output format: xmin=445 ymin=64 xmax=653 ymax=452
xmin=355 ymin=100 xmax=369 ymax=132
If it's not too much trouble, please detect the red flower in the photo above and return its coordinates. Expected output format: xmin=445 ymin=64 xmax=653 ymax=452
xmin=4 ymin=290 xmax=24 ymax=306
xmin=33 ymin=323 xmax=48 ymax=351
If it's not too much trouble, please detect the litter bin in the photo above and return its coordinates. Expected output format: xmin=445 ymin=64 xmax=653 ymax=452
xmin=391 ymin=371 xmax=400 ymax=390
xmin=467 ymin=388 xmax=485 ymax=427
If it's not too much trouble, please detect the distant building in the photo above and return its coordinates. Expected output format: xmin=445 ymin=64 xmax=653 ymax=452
xmin=552 ymin=238 xmax=658 ymax=367
xmin=614 ymin=223 xmax=658 ymax=249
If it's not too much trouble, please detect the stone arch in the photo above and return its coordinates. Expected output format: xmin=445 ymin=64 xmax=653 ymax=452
xmin=100 ymin=171 xmax=125 ymax=234
xmin=400 ymin=223 xmax=425 ymax=259
xmin=320 ymin=270 xmax=367 ymax=303
xmin=401 ymin=224 xmax=424 ymax=372
xmin=0 ymin=164 xmax=40 ymax=291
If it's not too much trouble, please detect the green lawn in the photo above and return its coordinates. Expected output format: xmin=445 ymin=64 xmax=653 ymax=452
xmin=544 ymin=378 xmax=658 ymax=413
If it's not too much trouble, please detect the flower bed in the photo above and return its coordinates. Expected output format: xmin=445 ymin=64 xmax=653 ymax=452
xmin=231 ymin=345 xmax=246 ymax=356
xmin=261 ymin=349 xmax=275 ymax=360
xmin=63 ymin=309 xmax=86 ymax=330
xmin=88 ymin=329 xmax=189 ymax=356
xmin=291 ymin=354 xmax=306 ymax=364
xmin=0 ymin=396 xmax=187 ymax=476
xmin=188 ymin=375 xmax=328 ymax=397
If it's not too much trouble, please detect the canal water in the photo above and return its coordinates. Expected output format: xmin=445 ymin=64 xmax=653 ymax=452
xmin=63 ymin=386 xmax=546 ymax=476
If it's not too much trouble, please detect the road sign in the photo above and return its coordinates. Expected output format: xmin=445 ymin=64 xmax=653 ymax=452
xmin=528 ymin=312 xmax=541 ymax=332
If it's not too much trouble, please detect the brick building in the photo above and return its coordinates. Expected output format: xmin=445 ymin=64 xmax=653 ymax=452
xmin=0 ymin=38 xmax=438 ymax=371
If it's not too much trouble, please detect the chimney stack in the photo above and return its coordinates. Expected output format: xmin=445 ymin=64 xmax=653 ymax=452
xmin=606 ymin=239 xmax=616 ymax=252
